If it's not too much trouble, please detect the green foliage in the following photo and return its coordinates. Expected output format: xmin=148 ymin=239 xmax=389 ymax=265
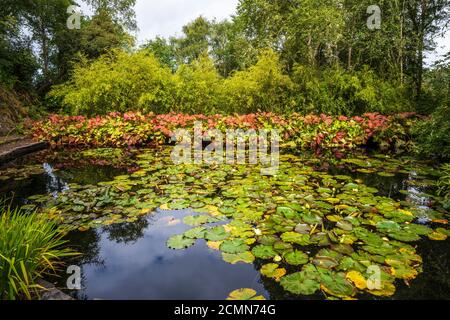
xmin=49 ymin=50 xmax=174 ymax=115
xmin=173 ymin=16 xmax=211 ymax=64
xmin=437 ymin=164 xmax=450 ymax=200
xmin=79 ymin=10 xmax=135 ymax=59
xmin=0 ymin=203 xmax=76 ymax=300
xmin=221 ymin=49 xmax=295 ymax=113
xmin=142 ymin=36 xmax=177 ymax=71
xmin=292 ymin=65 xmax=411 ymax=115
xmin=173 ymin=52 xmax=222 ymax=114
xmin=413 ymin=104 xmax=450 ymax=160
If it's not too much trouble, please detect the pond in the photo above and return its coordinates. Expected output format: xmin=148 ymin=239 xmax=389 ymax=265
xmin=0 ymin=147 xmax=449 ymax=300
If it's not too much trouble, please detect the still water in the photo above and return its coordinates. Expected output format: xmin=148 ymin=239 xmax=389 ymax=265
xmin=1 ymin=149 xmax=449 ymax=300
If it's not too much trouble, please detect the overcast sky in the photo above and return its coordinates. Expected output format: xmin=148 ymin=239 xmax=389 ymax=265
xmin=80 ymin=0 xmax=448 ymax=64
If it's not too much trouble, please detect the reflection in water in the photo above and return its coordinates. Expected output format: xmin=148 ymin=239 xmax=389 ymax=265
xmin=58 ymin=210 xmax=268 ymax=300
xmin=2 ymin=151 xmax=449 ymax=300
xmin=43 ymin=163 xmax=69 ymax=197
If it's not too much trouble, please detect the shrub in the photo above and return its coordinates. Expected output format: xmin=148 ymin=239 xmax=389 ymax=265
xmin=27 ymin=112 xmax=418 ymax=153
xmin=413 ymin=104 xmax=450 ymax=160
xmin=437 ymin=164 xmax=450 ymax=200
xmin=172 ymin=52 xmax=222 ymax=114
xmin=292 ymin=65 xmax=411 ymax=115
xmin=49 ymin=50 xmax=175 ymax=116
xmin=221 ymin=49 xmax=296 ymax=113
xmin=0 ymin=204 xmax=76 ymax=300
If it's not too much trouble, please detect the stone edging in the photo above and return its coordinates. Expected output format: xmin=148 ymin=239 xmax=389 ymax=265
xmin=37 ymin=280 xmax=75 ymax=300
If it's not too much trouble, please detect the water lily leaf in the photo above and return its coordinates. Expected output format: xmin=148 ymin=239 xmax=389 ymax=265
xmin=167 ymin=235 xmax=195 ymax=250
xmin=205 ymin=226 xmax=230 ymax=241
xmin=226 ymin=288 xmax=265 ymax=300
xmin=281 ymin=232 xmax=311 ymax=245
xmin=377 ymin=172 xmax=396 ymax=178
xmin=428 ymin=231 xmax=448 ymax=241
xmin=273 ymin=241 xmax=293 ymax=253
xmin=159 ymin=203 xmax=170 ymax=210
xmin=366 ymin=281 xmax=396 ymax=297
xmin=252 ymin=245 xmax=278 ymax=259
xmin=294 ymin=223 xmax=311 ymax=234
xmin=284 ymin=250 xmax=309 ymax=266
xmin=222 ymin=252 xmax=255 ymax=264
xmin=207 ymin=241 xmax=222 ymax=250
xmin=346 ymin=271 xmax=367 ymax=290
xmin=260 ymin=263 xmax=286 ymax=281
xmin=184 ymin=227 xmax=206 ymax=239
xmin=72 ymin=205 xmax=85 ymax=212
xmin=219 ymin=206 xmax=234 ymax=214
xmin=280 ymin=267 xmax=320 ymax=295
xmin=257 ymin=235 xmax=279 ymax=245
xmin=326 ymin=198 xmax=341 ymax=205
xmin=318 ymin=269 xmax=355 ymax=298
xmin=183 ymin=215 xmax=214 ymax=226
xmin=220 ymin=239 xmax=249 ymax=254
xmin=313 ymin=256 xmax=339 ymax=270
xmin=336 ymin=220 xmax=353 ymax=231
xmin=277 ymin=206 xmax=297 ymax=219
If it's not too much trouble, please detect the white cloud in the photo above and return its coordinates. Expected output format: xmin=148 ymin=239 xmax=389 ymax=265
xmin=134 ymin=0 xmax=239 ymax=45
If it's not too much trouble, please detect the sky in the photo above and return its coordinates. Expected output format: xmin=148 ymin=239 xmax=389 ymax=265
xmin=80 ymin=0 xmax=449 ymax=64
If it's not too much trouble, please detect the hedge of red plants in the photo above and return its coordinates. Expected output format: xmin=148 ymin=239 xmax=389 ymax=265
xmin=27 ymin=112 xmax=420 ymax=152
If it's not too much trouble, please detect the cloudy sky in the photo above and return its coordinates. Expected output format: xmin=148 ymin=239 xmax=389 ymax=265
xmin=81 ymin=0 xmax=448 ymax=63
xmin=135 ymin=0 xmax=239 ymax=43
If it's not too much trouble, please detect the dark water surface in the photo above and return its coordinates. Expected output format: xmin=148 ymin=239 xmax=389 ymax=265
xmin=1 ymin=149 xmax=449 ymax=300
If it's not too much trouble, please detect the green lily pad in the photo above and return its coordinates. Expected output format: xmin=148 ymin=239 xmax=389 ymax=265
xmin=226 ymin=288 xmax=265 ymax=300
xmin=184 ymin=227 xmax=206 ymax=239
xmin=252 ymin=245 xmax=278 ymax=259
xmin=183 ymin=215 xmax=214 ymax=226
xmin=280 ymin=265 xmax=320 ymax=295
xmin=260 ymin=263 xmax=286 ymax=281
xmin=167 ymin=235 xmax=195 ymax=250
xmin=222 ymin=252 xmax=255 ymax=264
xmin=220 ymin=239 xmax=249 ymax=254
xmin=204 ymin=226 xmax=230 ymax=241
xmin=284 ymin=250 xmax=309 ymax=266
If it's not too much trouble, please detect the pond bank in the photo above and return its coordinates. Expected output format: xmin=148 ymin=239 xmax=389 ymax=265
xmin=0 ymin=136 xmax=47 ymax=165
xmin=37 ymin=280 xmax=74 ymax=300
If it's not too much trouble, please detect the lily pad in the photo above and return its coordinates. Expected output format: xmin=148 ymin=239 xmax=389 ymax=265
xmin=167 ymin=235 xmax=195 ymax=250
xmin=284 ymin=250 xmax=309 ymax=266
xmin=226 ymin=288 xmax=265 ymax=300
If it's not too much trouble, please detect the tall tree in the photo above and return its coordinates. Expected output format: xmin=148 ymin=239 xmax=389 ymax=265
xmin=173 ymin=16 xmax=211 ymax=64
xmin=84 ymin=0 xmax=137 ymax=31
xmin=405 ymin=0 xmax=449 ymax=98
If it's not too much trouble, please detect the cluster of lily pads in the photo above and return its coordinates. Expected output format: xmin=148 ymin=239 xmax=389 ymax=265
xmin=6 ymin=147 xmax=450 ymax=299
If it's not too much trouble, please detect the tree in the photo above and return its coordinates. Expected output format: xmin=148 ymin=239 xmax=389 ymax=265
xmin=142 ymin=36 xmax=177 ymax=71
xmin=79 ymin=10 xmax=134 ymax=59
xmin=173 ymin=16 xmax=211 ymax=64
xmin=84 ymin=0 xmax=137 ymax=31
xmin=405 ymin=0 xmax=449 ymax=99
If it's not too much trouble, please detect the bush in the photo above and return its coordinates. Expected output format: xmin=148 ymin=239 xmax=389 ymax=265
xmin=0 ymin=204 xmax=76 ymax=300
xmin=221 ymin=49 xmax=296 ymax=113
xmin=28 ymin=112 xmax=417 ymax=153
xmin=292 ymin=65 xmax=411 ymax=115
xmin=49 ymin=50 xmax=175 ymax=116
xmin=413 ymin=104 xmax=450 ymax=160
xmin=172 ymin=52 xmax=222 ymax=114
xmin=437 ymin=164 xmax=450 ymax=200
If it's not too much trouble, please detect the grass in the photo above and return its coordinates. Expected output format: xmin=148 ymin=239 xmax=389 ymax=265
xmin=0 ymin=203 xmax=77 ymax=300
